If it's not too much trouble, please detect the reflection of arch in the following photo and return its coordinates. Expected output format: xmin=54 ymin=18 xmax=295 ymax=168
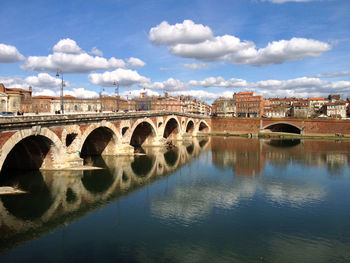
xmin=0 ymin=128 xmax=64 ymax=173
xmin=0 ymin=138 xmax=211 ymax=241
xmin=164 ymin=149 xmax=179 ymax=167
xmin=1 ymin=171 xmax=53 ymax=220
xmin=129 ymin=119 xmax=158 ymax=147
xmin=263 ymin=122 xmax=301 ymax=134
xmin=186 ymin=144 xmax=194 ymax=155
xmin=80 ymin=157 xmax=116 ymax=195
xmin=80 ymin=122 xmax=119 ymax=156
xmin=163 ymin=117 xmax=180 ymax=140
xmin=264 ymin=139 xmax=301 ymax=148
xmin=131 ymin=155 xmax=156 ymax=178
xmin=199 ymin=138 xmax=209 ymax=148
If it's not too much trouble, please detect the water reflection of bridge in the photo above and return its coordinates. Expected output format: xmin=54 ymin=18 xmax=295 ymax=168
xmin=211 ymin=137 xmax=350 ymax=177
xmin=0 ymin=137 xmax=210 ymax=253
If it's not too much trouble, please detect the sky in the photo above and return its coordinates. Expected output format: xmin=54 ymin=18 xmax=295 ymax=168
xmin=0 ymin=0 xmax=349 ymax=103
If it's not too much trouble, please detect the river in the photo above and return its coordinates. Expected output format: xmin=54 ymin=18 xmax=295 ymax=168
xmin=0 ymin=136 xmax=350 ymax=263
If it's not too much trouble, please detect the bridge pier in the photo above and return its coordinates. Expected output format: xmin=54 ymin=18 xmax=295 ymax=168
xmin=115 ymin=143 xmax=134 ymax=155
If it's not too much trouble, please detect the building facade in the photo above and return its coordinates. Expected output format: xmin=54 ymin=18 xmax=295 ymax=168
xmin=233 ymin=92 xmax=263 ymax=118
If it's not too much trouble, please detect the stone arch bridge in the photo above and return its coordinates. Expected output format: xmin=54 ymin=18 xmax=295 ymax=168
xmin=0 ymin=111 xmax=211 ymax=174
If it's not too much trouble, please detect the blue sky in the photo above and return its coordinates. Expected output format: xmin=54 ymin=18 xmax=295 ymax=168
xmin=0 ymin=0 xmax=349 ymax=102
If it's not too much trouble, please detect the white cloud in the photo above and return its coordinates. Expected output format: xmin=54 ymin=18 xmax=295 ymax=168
xmin=126 ymin=57 xmax=146 ymax=68
xmin=21 ymin=38 xmax=126 ymax=73
xmin=121 ymin=88 xmax=160 ymax=98
xmin=189 ymin=76 xmax=248 ymax=88
xmin=312 ymin=70 xmax=350 ymax=78
xmin=33 ymin=87 xmax=98 ymax=98
xmin=88 ymin=68 xmax=151 ymax=87
xmin=246 ymin=38 xmax=331 ymax=66
xmin=32 ymin=89 xmax=57 ymax=97
xmin=25 ymin=73 xmax=63 ymax=88
xmin=0 ymin=76 xmax=29 ymax=90
xmin=65 ymin=88 xmax=99 ymax=98
xmin=149 ymin=20 xmax=331 ymax=66
xmin=149 ymin=20 xmax=213 ymax=45
xmin=142 ymin=78 xmax=188 ymax=91
xmin=182 ymin=63 xmax=208 ymax=70
xmin=169 ymin=90 xmax=227 ymax=101
xmin=90 ymin=46 xmax=103 ymax=57
xmin=52 ymin=38 xmax=82 ymax=54
xmin=0 ymin=43 xmax=25 ymax=63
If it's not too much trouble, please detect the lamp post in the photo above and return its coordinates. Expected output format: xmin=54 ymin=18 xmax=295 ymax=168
xmin=100 ymin=88 xmax=105 ymax=112
xmin=56 ymin=70 xmax=65 ymax=114
xmin=113 ymin=81 xmax=119 ymax=112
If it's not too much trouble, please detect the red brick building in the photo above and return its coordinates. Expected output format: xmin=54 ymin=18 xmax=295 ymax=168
xmin=233 ymin=92 xmax=263 ymax=118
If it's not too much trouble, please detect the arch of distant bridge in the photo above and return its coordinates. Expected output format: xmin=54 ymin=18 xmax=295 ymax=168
xmin=262 ymin=121 xmax=302 ymax=134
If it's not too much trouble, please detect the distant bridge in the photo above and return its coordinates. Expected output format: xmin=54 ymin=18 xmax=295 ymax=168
xmin=0 ymin=111 xmax=211 ymax=173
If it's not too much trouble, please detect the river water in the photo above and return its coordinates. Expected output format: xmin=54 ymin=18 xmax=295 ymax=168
xmin=0 ymin=136 xmax=350 ymax=263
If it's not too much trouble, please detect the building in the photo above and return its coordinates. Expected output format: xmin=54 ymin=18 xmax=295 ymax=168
xmin=308 ymin=97 xmax=328 ymax=118
xmin=32 ymin=96 xmax=56 ymax=113
xmin=0 ymin=83 xmax=32 ymax=113
xmin=291 ymin=99 xmax=309 ymax=118
xmin=212 ymin=97 xmax=235 ymax=117
xmin=321 ymin=101 xmax=347 ymax=118
xmin=233 ymin=92 xmax=263 ymax=118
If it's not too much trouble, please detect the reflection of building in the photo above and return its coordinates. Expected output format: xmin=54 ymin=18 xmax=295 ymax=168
xmin=211 ymin=137 xmax=263 ymax=176
xmin=211 ymin=137 xmax=350 ymax=177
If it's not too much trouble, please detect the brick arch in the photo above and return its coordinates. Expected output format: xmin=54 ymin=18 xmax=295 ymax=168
xmin=80 ymin=121 xmax=120 ymax=156
xmin=185 ymin=118 xmax=195 ymax=133
xmin=127 ymin=118 xmax=158 ymax=146
xmin=0 ymin=127 xmax=65 ymax=173
xmin=160 ymin=115 xmax=181 ymax=139
xmin=196 ymin=120 xmax=211 ymax=133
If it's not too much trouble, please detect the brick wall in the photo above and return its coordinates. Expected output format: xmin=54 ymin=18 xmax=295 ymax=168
xmin=211 ymin=117 xmax=350 ymax=135
xmin=211 ymin=118 xmax=260 ymax=133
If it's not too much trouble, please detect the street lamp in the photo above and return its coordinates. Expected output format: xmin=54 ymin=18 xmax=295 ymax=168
xmin=56 ymin=70 xmax=65 ymax=114
xmin=100 ymin=88 xmax=105 ymax=112
xmin=113 ymin=81 xmax=119 ymax=112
